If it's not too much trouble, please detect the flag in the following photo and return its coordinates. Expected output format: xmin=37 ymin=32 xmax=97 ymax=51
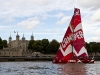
xmin=14 ymin=31 xmax=16 ymax=33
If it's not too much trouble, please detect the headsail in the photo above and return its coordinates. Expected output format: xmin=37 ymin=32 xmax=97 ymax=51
xmin=52 ymin=8 xmax=88 ymax=63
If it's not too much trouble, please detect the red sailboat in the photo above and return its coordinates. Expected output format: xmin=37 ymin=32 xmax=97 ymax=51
xmin=52 ymin=8 xmax=94 ymax=63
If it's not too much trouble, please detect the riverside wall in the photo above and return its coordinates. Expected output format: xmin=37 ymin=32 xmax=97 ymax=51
xmin=0 ymin=55 xmax=100 ymax=62
xmin=0 ymin=56 xmax=55 ymax=62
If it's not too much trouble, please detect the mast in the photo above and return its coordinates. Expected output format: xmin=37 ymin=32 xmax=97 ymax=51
xmin=71 ymin=8 xmax=76 ymax=60
xmin=72 ymin=17 xmax=74 ymax=60
xmin=72 ymin=29 xmax=74 ymax=60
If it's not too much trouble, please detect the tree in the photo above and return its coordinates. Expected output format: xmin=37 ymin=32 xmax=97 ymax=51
xmin=0 ymin=37 xmax=3 ymax=49
xmin=33 ymin=40 xmax=43 ymax=52
xmin=41 ymin=39 xmax=49 ymax=54
xmin=28 ymin=39 xmax=60 ymax=54
xmin=28 ymin=40 xmax=35 ymax=50
xmin=49 ymin=39 xmax=60 ymax=54
xmin=28 ymin=40 xmax=43 ymax=52
xmin=86 ymin=42 xmax=93 ymax=56
xmin=90 ymin=42 xmax=99 ymax=55
xmin=2 ymin=40 xmax=7 ymax=48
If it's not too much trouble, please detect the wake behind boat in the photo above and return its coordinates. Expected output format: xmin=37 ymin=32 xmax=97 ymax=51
xmin=52 ymin=8 xmax=94 ymax=63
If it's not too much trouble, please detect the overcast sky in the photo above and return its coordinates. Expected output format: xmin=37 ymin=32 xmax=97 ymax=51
xmin=0 ymin=0 xmax=100 ymax=42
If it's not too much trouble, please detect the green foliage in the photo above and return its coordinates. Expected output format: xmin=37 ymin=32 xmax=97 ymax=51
xmin=41 ymin=39 xmax=49 ymax=54
xmin=0 ymin=37 xmax=3 ymax=49
xmin=28 ymin=40 xmax=35 ymax=51
xmin=86 ymin=42 xmax=100 ymax=55
xmin=28 ymin=40 xmax=43 ymax=52
xmin=33 ymin=40 xmax=43 ymax=52
xmin=86 ymin=42 xmax=93 ymax=53
xmin=93 ymin=43 xmax=100 ymax=53
xmin=28 ymin=39 xmax=60 ymax=54
xmin=2 ymin=40 xmax=7 ymax=47
xmin=49 ymin=39 xmax=60 ymax=54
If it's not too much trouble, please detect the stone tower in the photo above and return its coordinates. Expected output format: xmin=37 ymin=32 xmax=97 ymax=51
xmin=22 ymin=34 xmax=25 ymax=41
xmin=22 ymin=34 xmax=26 ymax=52
xmin=31 ymin=32 xmax=34 ymax=40
xmin=9 ymin=34 xmax=12 ymax=48
xmin=16 ymin=32 xmax=20 ymax=47
xmin=9 ymin=33 xmax=12 ymax=43
xmin=16 ymin=31 xmax=19 ymax=41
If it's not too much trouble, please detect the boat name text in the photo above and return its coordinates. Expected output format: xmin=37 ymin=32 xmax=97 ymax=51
xmin=62 ymin=30 xmax=83 ymax=48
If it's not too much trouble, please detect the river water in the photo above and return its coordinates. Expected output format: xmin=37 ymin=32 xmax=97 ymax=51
xmin=0 ymin=61 xmax=99 ymax=75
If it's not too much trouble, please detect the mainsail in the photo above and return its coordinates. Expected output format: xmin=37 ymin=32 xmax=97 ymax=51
xmin=52 ymin=8 xmax=89 ymax=63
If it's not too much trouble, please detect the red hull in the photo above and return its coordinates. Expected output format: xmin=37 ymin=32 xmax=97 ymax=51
xmin=52 ymin=59 xmax=94 ymax=64
xmin=81 ymin=60 xmax=94 ymax=63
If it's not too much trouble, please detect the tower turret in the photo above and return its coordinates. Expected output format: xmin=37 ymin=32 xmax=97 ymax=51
xmin=9 ymin=33 xmax=12 ymax=48
xmin=30 ymin=32 xmax=34 ymax=40
xmin=22 ymin=34 xmax=25 ymax=41
xmin=9 ymin=33 xmax=12 ymax=43
xmin=16 ymin=31 xmax=20 ymax=41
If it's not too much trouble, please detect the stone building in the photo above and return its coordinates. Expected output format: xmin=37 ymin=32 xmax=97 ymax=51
xmin=0 ymin=32 xmax=34 ymax=56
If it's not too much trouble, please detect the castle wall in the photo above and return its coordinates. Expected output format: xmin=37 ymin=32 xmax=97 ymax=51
xmin=0 ymin=48 xmax=22 ymax=56
xmin=0 ymin=33 xmax=33 ymax=56
xmin=21 ymin=41 xmax=29 ymax=52
xmin=9 ymin=39 xmax=29 ymax=51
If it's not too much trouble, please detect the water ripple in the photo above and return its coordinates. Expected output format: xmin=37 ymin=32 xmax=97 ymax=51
xmin=0 ymin=61 xmax=100 ymax=75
